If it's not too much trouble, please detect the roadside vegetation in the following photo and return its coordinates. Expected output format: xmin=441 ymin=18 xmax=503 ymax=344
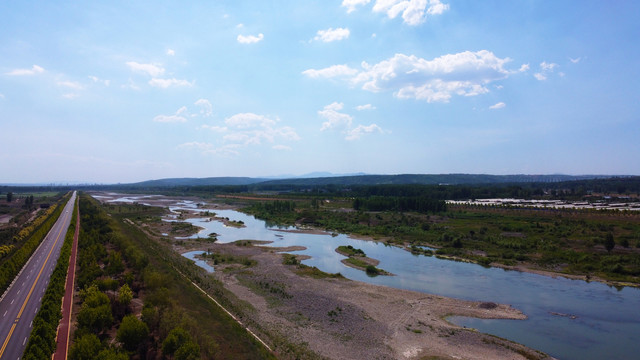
xmin=0 ymin=191 xmax=64 ymax=244
xmin=0 ymin=193 xmax=70 ymax=295
xmin=68 ymin=194 xmax=274 ymax=359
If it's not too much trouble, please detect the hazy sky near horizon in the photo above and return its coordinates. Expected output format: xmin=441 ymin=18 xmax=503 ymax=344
xmin=1 ymin=1 xmax=639 ymax=183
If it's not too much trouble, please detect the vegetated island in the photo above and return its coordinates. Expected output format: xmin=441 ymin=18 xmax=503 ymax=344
xmin=198 ymin=211 xmax=246 ymax=228
xmin=336 ymin=245 xmax=392 ymax=276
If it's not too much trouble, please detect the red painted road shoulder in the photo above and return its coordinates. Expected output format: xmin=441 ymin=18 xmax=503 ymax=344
xmin=53 ymin=203 xmax=80 ymax=360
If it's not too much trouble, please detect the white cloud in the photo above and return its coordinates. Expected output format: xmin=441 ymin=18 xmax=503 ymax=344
xmin=201 ymin=124 xmax=228 ymax=132
xmin=148 ymin=78 xmax=193 ymax=88
xmin=6 ymin=65 xmax=45 ymax=76
xmin=356 ymin=104 xmax=376 ymax=111
xmin=540 ymin=61 xmax=558 ymax=71
xmin=0 ymin=93 xmax=4 ymax=99
xmin=534 ymin=61 xmax=559 ymax=81
xmin=237 ymin=33 xmax=264 ymax=44
xmin=194 ymin=99 xmax=213 ymax=117
xmin=569 ymin=57 xmax=581 ymax=64
xmin=519 ymin=64 xmax=530 ymax=72
xmin=62 ymin=93 xmax=80 ymax=99
xmin=236 ymin=23 xmax=244 ymax=28
xmin=489 ymin=102 xmax=506 ymax=110
xmin=88 ymin=76 xmax=110 ymax=86
xmin=126 ymin=61 xmax=165 ymax=77
xmin=153 ymin=106 xmax=188 ymax=123
xmin=272 ymin=144 xmax=292 ymax=151
xmin=317 ymin=103 xmax=386 ymax=140
xmin=187 ymin=113 xmax=300 ymax=156
xmin=178 ymin=141 xmax=211 ymax=151
xmin=223 ymin=113 xmax=299 ymax=145
xmin=373 ymin=0 xmax=449 ymax=25
xmin=122 ymin=78 xmax=140 ymax=90
xmin=342 ymin=0 xmax=371 ymax=13
xmin=166 ymin=49 xmax=175 ymax=56
xmin=345 ymin=124 xmax=383 ymax=140
xmin=57 ymin=80 xmax=84 ymax=90
xmin=314 ymin=27 xmax=350 ymax=42
xmin=302 ymin=64 xmax=358 ymax=79
xmin=154 ymin=114 xmax=187 ymax=123
xmin=306 ymin=50 xmax=513 ymax=102
xmin=319 ymin=102 xmax=353 ymax=130
xmin=534 ymin=73 xmax=547 ymax=81
xmin=226 ymin=113 xmax=277 ymax=128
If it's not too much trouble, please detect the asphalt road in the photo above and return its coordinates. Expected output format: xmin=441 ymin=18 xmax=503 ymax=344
xmin=0 ymin=192 xmax=76 ymax=360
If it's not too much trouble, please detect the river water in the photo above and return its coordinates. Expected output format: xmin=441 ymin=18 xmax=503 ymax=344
xmin=102 ymin=195 xmax=639 ymax=360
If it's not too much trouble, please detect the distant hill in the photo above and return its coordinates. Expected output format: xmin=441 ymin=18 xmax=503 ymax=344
xmin=256 ymin=174 xmax=615 ymax=186
xmin=124 ymin=174 xmax=619 ymax=188
xmin=130 ymin=177 xmax=268 ymax=187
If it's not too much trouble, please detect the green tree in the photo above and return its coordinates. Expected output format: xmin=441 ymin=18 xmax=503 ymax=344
xmin=118 ymin=284 xmax=133 ymax=307
xmin=77 ymin=304 xmax=113 ymax=334
xmin=105 ymin=251 xmax=125 ymax=276
xmin=6 ymin=192 xmax=13 ymax=202
xmin=77 ymin=286 xmax=113 ymax=333
xmin=116 ymin=315 xmax=149 ymax=352
xmin=175 ymin=341 xmax=200 ymax=360
xmin=70 ymin=333 xmax=102 ymax=360
xmin=96 ymin=348 xmax=129 ymax=360
xmin=605 ymin=233 xmax=615 ymax=253
xmin=162 ymin=327 xmax=190 ymax=356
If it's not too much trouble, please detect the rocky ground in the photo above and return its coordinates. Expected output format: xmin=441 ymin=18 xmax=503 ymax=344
xmin=182 ymin=241 xmax=550 ymax=360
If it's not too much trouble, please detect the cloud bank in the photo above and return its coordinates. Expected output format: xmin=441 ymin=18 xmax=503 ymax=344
xmin=304 ymin=50 xmax=513 ymax=102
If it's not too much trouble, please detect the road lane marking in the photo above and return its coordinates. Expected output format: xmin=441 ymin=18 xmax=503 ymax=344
xmin=0 ymin=324 xmax=17 ymax=357
xmin=3 ymin=311 xmax=6 ymax=317
xmin=0 ymin=202 xmax=69 ymax=359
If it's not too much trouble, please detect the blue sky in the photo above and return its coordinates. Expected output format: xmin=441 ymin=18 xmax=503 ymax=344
xmin=1 ymin=1 xmax=639 ymax=183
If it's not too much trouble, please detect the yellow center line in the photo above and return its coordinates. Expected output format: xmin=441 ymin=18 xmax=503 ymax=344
xmin=0 ymin=205 xmax=71 ymax=358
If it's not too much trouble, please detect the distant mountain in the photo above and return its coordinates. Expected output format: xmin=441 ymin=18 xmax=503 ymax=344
xmin=129 ymin=177 xmax=268 ymax=187
xmin=257 ymin=174 xmax=617 ymax=186
xmin=117 ymin=174 xmax=622 ymax=188
xmin=261 ymin=172 xmax=368 ymax=179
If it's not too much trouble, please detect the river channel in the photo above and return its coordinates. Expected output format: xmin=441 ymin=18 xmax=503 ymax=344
xmin=104 ymin=195 xmax=640 ymax=360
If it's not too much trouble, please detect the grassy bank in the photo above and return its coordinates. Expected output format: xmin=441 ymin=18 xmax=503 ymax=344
xmin=70 ymin=194 xmax=275 ymax=359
